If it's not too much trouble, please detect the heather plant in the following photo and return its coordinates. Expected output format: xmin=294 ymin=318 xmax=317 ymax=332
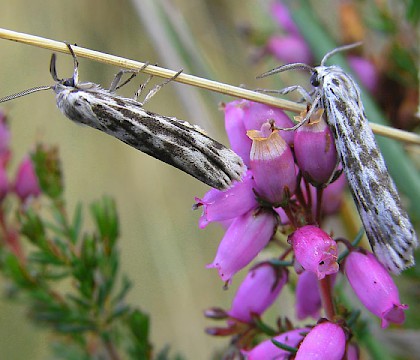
xmin=0 ymin=111 xmax=177 ymax=359
xmin=194 ymin=2 xmax=419 ymax=359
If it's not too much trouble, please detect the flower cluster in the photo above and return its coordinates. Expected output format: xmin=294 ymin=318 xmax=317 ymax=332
xmin=261 ymin=2 xmax=378 ymax=93
xmin=201 ymin=99 xmax=410 ymax=358
xmin=194 ymin=97 xmax=408 ymax=358
xmin=0 ymin=111 xmax=41 ymax=260
xmin=193 ymin=3 xmax=407 ymax=357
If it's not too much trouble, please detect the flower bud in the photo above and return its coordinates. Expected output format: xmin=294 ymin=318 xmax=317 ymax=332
xmin=194 ymin=170 xmax=258 ymax=228
xmin=348 ymin=55 xmax=378 ymax=93
xmin=295 ymin=271 xmax=321 ymax=320
xmin=242 ymin=328 xmax=308 ymax=360
xmin=295 ymin=321 xmax=346 ymax=360
xmin=0 ymin=166 xmax=9 ymax=202
xmin=319 ymin=174 xmax=346 ymax=215
xmin=294 ymin=109 xmax=337 ymax=186
xmin=344 ymin=249 xmax=408 ymax=328
xmin=0 ymin=111 xmax=11 ymax=167
xmin=347 ymin=343 xmax=360 ymax=360
xmin=14 ymin=156 xmax=41 ymax=202
xmin=207 ymin=209 xmax=278 ymax=283
xmin=270 ymin=1 xmax=300 ymax=36
xmin=248 ymin=123 xmax=296 ymax=205
xmin=266 ymin=35 xmax=312 ymax=65
xmin=228 ymin=264 xmax=288 ymax=323
xmin=289 ymin=225 xmax=339 ymax=280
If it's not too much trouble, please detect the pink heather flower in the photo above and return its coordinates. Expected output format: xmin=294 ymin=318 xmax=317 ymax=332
xmin=194 ymin=170 xmax=258 ymax=228
xmin=294 ymin=110 xmax=337 ymax=186
xmin=242 ymin=328 xmax=309 ymax=360
xmin=348 ymin=55 xmax=378 ymax=93
xmin=317 ymin=174 xmax=346 ymax=215
xmin=228 ymin=264 xmax=288 ymax=323
xmin=248 ymin=123 xmax=296 ymax=205
xmin=347 ymin=343 xmax=360 ymax=360
xmin=289 ymin=225 xmax=339 ymax=280
xmin=242 ymin=100 xmax=295 ymax=146
xmin=295 ymin=321 xmax=346 ymax=360
xmin=0 ymin=111 xmax=11 ymax=167
xmin=225 ymin=100 xmax=293 ymax=166
xmin=224 ymin=101 xmax=295 ymax=168
xmin=224 ymin=100 xmax=252 ymax=166
xmin=207 ymin=208 xmax=278 ymax=283
xmin=270 ymin=1 xmax=300 ymax=36
xmin=295 ymin=271 xmax=321 ymax=320
xmin=14 ymin=156 xmax=41 ymax=202
xmin=0 ymin=166 xmax=9 ymax=202
xmin=274 ymin=206 xmax=289 ymax=225
xmin=301 ymin=174 xmax=346 ymax=220
xmin=344 ymin=249 xmax=408 ymax=328
xmin=266 ymin=35 xmax=313 ymax=65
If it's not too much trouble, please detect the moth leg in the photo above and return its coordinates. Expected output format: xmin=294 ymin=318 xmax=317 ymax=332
xmin=324 ymin=158 xmax=343 ymax=187
xmin=141 ymin=69 xmax=183 ymax=105
xmin=256 ymin=85 xmax=313 ymax=103
xmin=274 ymin=92 xmax=323 ymax=131
xmin=109 ymin=62 xmax=149 ymax=92
xmin=64 ymin=43 xmax=79 ymax=86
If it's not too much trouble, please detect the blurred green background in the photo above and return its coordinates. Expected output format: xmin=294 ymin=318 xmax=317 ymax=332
xmin=0 ymin=1 xmax=267 ymax=359
xmin=0 ymin=0 xmax=419 ymax=359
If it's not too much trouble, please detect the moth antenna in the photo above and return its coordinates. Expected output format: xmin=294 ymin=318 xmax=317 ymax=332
xmin=257 ymin=63 xmax=313 ymax=79
xmin=50 ymin=53 xmax=61 ymax=81
xmin=321 ymin=42 xmax=363 ymax=66
xmin=0 ymin=85 xmax=52 ymax=104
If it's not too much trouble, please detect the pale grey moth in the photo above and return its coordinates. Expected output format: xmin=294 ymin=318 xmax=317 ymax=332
xmin=259 ymin=43 xmax=418 ymax=274
xmin=0 ymin=44 xmax=246 ymax=190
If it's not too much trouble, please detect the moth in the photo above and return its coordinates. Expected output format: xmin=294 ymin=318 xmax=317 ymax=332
xmin=259 ymin=43 xmax=418 ymax=274
xmin=0 ymin=44 xmax=245 ymax=190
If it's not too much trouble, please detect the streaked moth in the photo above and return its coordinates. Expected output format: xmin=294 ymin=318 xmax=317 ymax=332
xmin=259 ymin=43 xmax=418 ymax=274
xmin=0 ymin=44 xmax=245 ymax=190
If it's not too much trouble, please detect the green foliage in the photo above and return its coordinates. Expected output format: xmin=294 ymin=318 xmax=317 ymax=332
xmin=0 ymin=145 xmax=181 ymax=360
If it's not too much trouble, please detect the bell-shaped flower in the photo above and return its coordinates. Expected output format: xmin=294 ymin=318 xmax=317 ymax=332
xmin=294 ymin=109 xmax=337 ymax=186
xmin=289 ymin=225 xmax=339 ymax=279
xmin=0 ymin=112 xmax=11 ymax=167
xmin=295 ymin=270 xmax=321 ymax=320
xmin=242 ymin=102 xmax=295 ymax=146
xmin=295 ymin=320 xmax=346 ymax=360
xmin=14 ymin=156 xmax=41 ymax=202
xmin=0 ymin=166 xmax=9 ymax=202
xmin=207 ymin=208 xmax=278 ymax=283
xmin=318 ymin=174 xmax=346 ymax=215
xmin=346 ymin=343 xmax=360 ymax=360
xmin=224 ymin=100 xmax=252 ymax=166
xmin=266 ymin=35 xmax=313 ymax=65
xmin=194 ymin=170 xmax=258 ymax=228
xmin=270 ymin=1 xmax=301 ymax=36
xmin=242 ymin=328 xmax=309 ymax=360
xmin=348 ymin=55 xmax=378 ymax=93
xmin=224 ymin=101 xmax=295 ymax=168
xmin=228 ymin=263 xmax=288 ymax=323
xmin=344 ymin=249 xmax=408 ymax=328
xmin=248 ymin=123 xmax=296 ymax=206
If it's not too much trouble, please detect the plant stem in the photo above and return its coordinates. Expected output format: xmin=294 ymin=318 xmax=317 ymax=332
xmin=319 ymin=276 xmax=335 ymax=320
xmin=0 ymin=28 xmax=419 ymax=145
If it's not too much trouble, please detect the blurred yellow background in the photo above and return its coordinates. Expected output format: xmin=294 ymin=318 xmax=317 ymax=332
xmin=0 ymin=1 xmax=274 ymax=358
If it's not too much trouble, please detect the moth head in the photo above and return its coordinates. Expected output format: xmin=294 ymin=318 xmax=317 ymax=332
xmin=0 ymin=46 xmax=79 ymax=104
xmin=310 ymin=71 xmax=321 ymax=87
